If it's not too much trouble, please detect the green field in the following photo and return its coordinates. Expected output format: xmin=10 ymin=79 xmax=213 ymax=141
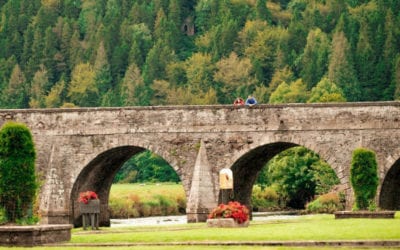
xmin=109 ymin=183 xmax=186 ymax=218
xmin=2 ymin=213 xmax=398 ymax=250
xmin=71 ymin=213 xmax=400 ymax=243
xmin=110 ymin=183 xmax=186 ymax=201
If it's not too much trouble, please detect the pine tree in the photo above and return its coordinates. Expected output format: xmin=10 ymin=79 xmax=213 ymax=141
xmin=1 ymin=64 xmax=27 ymax=108
xmin=381 ymin=9 xmax=398 ymax=99
xmin=185 ymin=52 xmax=216 ymax=94
xmin=393 ymin=55 xmax=400 ymax=100
xmin=195 ymin=0 xmax=219 ymax=33
xmin=255 ymin=0 xmax=271 ymax=23
xmin=355 ymin=19 xmax=377 ymax=100
xmin=94 ymin=41 xmax=112 ymax=99
xmin=127 ymin=23 xmax=153 ymax=68
xmin=120 ymin=63 xmax=146 ymax=106
xmin=300 ymin=28 xmax=330 ymax=89
xmin=68 ymin=63 xmax=98 ymax=107
xmin=143 ymin=41 xmax=176 ymax=84
xmin=45 ymin=78 xmax=66 ymax=108
xmin=29 ymin=65 xmax=49 ymax=108
xmin=42 ymin=26 xmax=58 ymax=83
xmin=168 ymin=0 xmax=182 ymax=26
xmin=328 ymin=31 xmax=361 ymax=101
xmin=245 ymin=26 xmax=288 ymax=85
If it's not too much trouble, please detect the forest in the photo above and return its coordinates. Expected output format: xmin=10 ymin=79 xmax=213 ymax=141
xmin=0 ymin=0 xmax=400 ymax=108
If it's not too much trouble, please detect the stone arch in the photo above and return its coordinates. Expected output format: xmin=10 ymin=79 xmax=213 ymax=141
xmin=379 ymin=158 xmax=400 ymax=210
xmin=70 ymin=145 xmax=183 ymax=227
xmin=230 ymin=141 xmax=342 ymax=210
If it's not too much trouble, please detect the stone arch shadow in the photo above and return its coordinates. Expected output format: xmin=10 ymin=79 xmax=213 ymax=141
xmin=230 ymin=141 xmax=340 ymax=210
xmin=70 ymin=145 xmax=182 ymax=227
xmin=379 ymin=158 xmax=400 ymax=210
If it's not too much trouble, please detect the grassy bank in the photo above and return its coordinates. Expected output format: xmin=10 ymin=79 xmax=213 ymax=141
xmin=1 ymin=214 xmax=399 ymax=249
xmin=71 ymin=213 xmax=400 ymax=243
xmin=109 ymin=183 xmax=186 ymax=218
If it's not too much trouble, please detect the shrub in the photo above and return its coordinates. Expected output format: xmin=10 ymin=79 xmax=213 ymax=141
xmin=108 ymin=184 xmax=186 ymax=218
xmin=306 ymin=192 xmax=343 ymax=213
xmin=251 ymin=185 xmax=280 ymax=211
xmin=0 ymin=206 xmax=6 ymax=224
xmin=350 ymin=148 xmax=378 ymax=210
xmin=0 ymin=122 xmax=38 ymax=223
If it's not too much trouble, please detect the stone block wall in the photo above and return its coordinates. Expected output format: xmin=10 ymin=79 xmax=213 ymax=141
xmin=0 ymin=102 xmax=399 ymax=224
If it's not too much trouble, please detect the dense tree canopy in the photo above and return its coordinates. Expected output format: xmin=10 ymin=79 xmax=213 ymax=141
xmin=0 ymin=0 xmax=399 ymax=108
xmin=113 ymin=150 xmax=180 ymax=184
xmin=257 ymin=146 xmax=339 ymax=209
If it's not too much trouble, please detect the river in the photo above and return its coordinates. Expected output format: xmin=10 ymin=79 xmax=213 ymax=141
xmin=110 ymin=212 xmax=300 ymax=227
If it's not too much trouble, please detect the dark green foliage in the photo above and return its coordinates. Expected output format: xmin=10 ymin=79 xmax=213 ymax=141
xmin=113 ymin=150 xmax=180 ymax=184
xmin=350 ymin=147 xmax=379 ymax=210
xmin=0 ymin=122 xmax=38 ymax=222
xmin=255 ymin=0 xmax=271 ymax=22
xmin=0 ymin=1 xmax=399 ymax=107
xmin=259 ymin=146 xmax=340 ymax=209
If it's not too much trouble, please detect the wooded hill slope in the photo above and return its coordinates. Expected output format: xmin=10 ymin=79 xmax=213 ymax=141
xmin=0 ymin=0 xmax=399 ymax=108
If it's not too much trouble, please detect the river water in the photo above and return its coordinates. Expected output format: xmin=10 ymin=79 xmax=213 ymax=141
xmin=110 ymin=213 xmax=300 ymax=227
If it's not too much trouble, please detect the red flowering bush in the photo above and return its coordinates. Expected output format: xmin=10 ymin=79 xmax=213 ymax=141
xmin=208 ymin=201 xmax=249 ymax=224
xmin=78 ymin=191 xmax=98 ymax=204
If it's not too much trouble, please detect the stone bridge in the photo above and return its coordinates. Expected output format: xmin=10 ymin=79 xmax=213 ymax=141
xmin=0 ymin=102 xmax=399 ymax=226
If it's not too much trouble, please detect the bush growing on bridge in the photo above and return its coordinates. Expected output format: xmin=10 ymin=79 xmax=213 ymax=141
xmin=0 ymin=121 xmax=38 ymax=223
xmin=350 ymin=148 xmax=378 ymax=211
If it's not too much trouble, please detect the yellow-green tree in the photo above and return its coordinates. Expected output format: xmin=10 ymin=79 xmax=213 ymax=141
xmin=1 ymin=64 xmax=27 ymax=108
xmin=29 ymin=65 xmax=49 ymax=108
xmin=213 ymin=52 xmax=255 ymax=103
xmin=185 ymin=53 xmax=216 ymax=94
xmin=120 ymin=63 xmax=146 ymax=106
xmin=45 ymin=79 xmax=65 ymax=108
xmin=269 ymin=79 xmax=308 ymax=104
xmin=308 ymin=77 xmax=346 ymax=103
xmin=68 ymin=63 xmax=97 ymax=107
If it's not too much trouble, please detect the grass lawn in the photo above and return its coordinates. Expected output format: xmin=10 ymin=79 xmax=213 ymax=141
xmin=1 ymin=214 xmax=399 ymax=249
xmin=70 ymin=213 xmax=400 ymax=243
xmin=2 ymin=184 xmax=399 ymax=249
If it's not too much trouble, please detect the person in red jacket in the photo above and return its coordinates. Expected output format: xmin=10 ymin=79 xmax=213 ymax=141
xmin=233 ymin=97 xmax=245 ymax=106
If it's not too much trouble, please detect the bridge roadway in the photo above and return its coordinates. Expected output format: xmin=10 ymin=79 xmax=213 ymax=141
xmin=0 ymin=102 xmax=399 ymax=226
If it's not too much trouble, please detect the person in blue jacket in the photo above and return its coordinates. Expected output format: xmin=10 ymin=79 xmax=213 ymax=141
xmin=245 ymin=95 xmax=257 ymax=106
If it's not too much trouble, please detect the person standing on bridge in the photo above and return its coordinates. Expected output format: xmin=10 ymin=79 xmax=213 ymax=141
xmin=245 ymin=95 xmax=257 ymax=106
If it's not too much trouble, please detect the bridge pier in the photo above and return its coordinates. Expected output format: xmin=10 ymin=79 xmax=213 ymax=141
xmin=40 ymin=211 xmax=70 ymax=225
xmin=186 ymin=140 xmax=217 ymax=222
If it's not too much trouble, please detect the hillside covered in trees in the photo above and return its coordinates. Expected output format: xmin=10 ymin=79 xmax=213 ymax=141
xmin=0 ymin=0 xmax=400 ymax=108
